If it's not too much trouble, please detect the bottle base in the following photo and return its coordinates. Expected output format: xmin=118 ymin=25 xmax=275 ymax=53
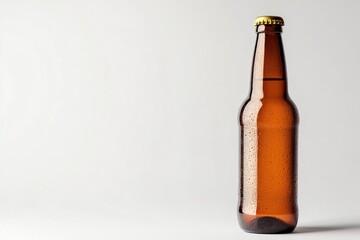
xmin=238 ymin=214 xmax=297 ymax=234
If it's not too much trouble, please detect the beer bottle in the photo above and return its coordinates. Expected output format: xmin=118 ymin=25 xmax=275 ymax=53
xmin=238 ymin=16 xmax=299 ymax=234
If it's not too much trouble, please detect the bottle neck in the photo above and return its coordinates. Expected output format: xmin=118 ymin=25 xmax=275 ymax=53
xmin=250 ymin=25 xmax=288 ymax=98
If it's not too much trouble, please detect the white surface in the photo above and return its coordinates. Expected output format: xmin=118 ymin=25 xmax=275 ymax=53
xmin=0 ymin=0 xmax=359 ymax=239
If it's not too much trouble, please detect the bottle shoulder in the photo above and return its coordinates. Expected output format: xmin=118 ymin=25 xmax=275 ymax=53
xmin=239 ymin=97 xmax=299 ymax=127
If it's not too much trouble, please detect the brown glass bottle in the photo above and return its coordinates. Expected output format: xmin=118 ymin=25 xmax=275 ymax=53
xmin=238 ymin=16 xmax=299 ymax=234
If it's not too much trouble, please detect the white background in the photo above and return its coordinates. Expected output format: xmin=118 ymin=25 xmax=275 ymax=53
xmin=0 ymin=0 xmax=359 ymax=239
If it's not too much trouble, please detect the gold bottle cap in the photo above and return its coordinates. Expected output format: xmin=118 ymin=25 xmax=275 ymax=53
xmin=254 ymin=16 xmax=284 ymax=26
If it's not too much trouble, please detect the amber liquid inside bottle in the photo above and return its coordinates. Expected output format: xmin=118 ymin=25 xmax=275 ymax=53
xmin=238 ymin=24 xmax=299 ymax=234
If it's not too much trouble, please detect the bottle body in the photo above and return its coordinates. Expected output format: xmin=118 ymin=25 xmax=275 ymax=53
xmin=238 ymin=18 xmax=299 ymax=234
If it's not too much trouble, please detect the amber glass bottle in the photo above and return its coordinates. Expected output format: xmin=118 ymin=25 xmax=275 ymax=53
xmin=238 ymin=16 xmax=299 ymax=234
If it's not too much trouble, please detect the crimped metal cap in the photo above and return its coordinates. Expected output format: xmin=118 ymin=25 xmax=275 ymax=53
xmin=254 ymin=16 xmax=284 ymax=26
